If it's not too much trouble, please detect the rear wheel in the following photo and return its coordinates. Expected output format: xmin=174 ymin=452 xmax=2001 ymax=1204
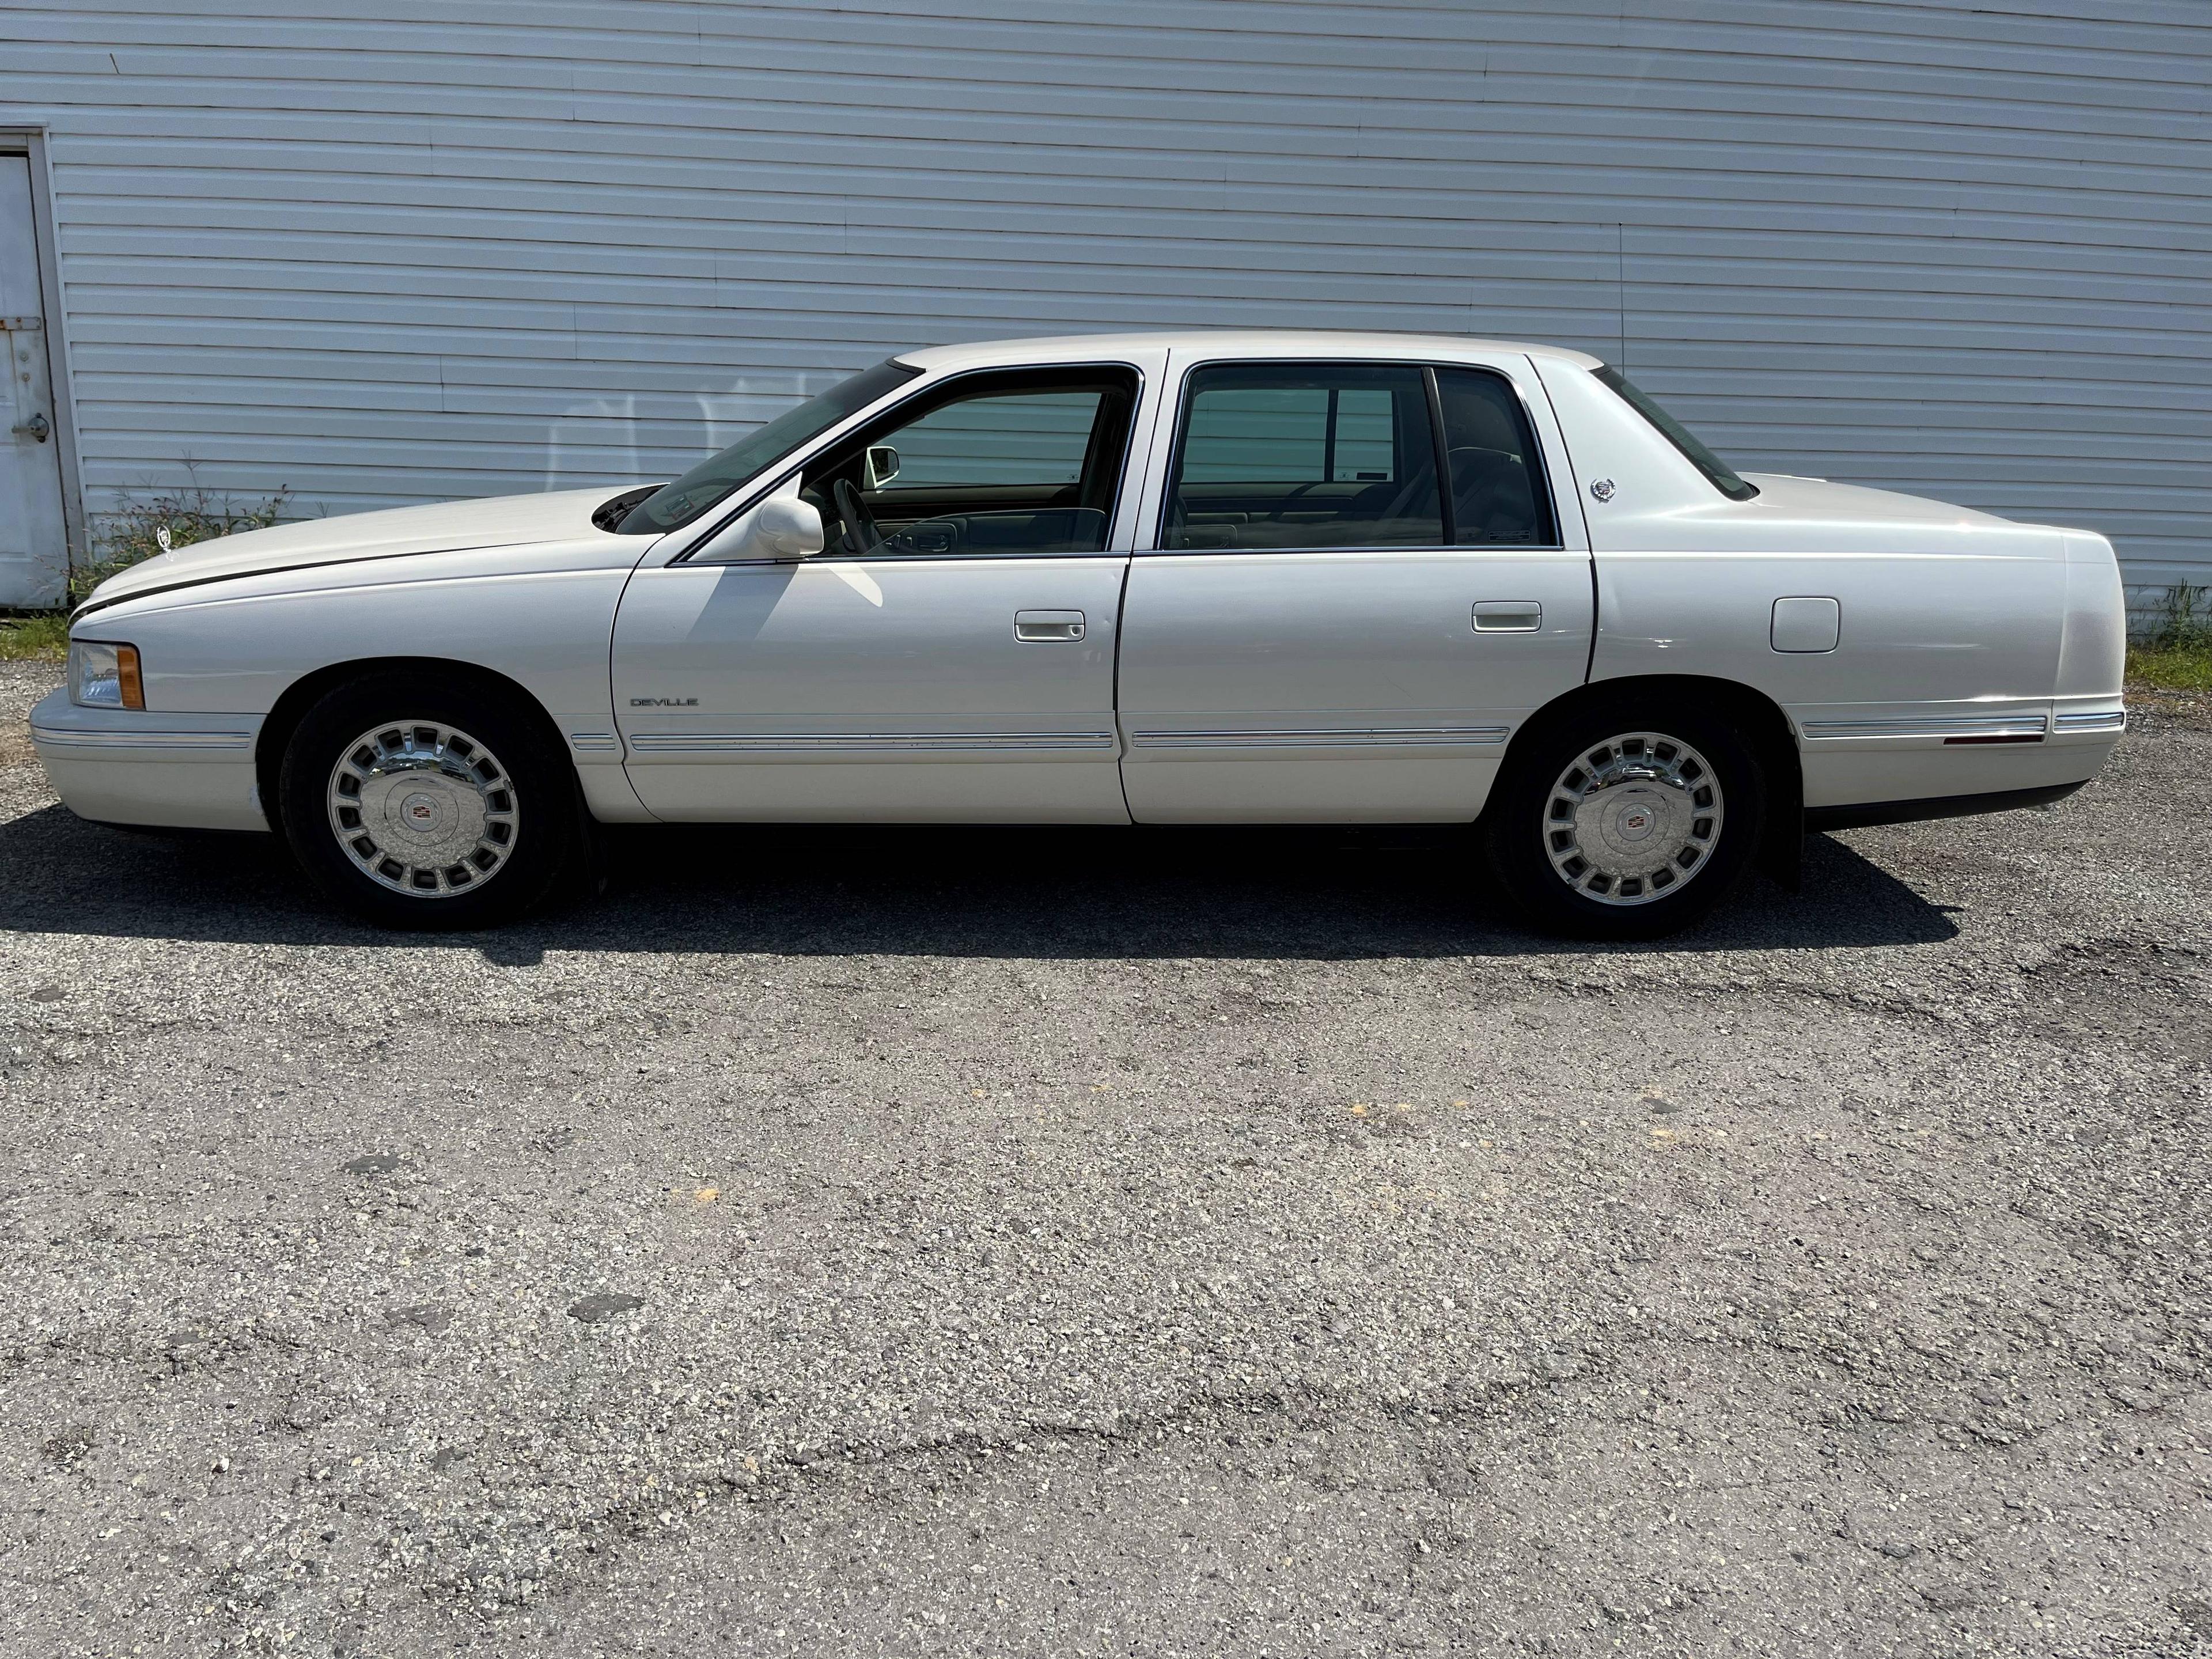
xmin=278 ymin=671 xmax=586 ymax=929
xmin=1483 ymin=699 xmax=1763 ymax=940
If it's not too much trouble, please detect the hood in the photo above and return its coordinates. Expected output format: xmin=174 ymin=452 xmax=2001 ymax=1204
xmin=81 ymin=487 xmax=631 ymax=612
xmin=1736 ymin=472 xmax=2014 ymax=529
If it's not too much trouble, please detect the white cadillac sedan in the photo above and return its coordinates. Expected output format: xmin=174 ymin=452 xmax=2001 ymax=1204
xmin=33 ymin=331 xmax=2127 ymax=938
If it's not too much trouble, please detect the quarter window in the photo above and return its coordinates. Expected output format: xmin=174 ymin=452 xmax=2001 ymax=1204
xmin=1162 ymin=363 xmax=1441 ymax=551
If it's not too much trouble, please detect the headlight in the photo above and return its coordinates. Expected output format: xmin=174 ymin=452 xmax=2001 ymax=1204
xmin=69 ymin=639 xmax=145 ymax=710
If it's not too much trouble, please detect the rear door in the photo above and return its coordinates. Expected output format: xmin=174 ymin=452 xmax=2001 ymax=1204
xmin=613 ymin=357 xmax=1157 ymax=822
xmin=1115 ymin=354 xmax=1592 ymax=822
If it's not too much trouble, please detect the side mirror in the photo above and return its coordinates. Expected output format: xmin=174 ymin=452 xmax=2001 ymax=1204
xmin=752 ymin=493 xmax=826 ymax=559
xmin=863 ymin=445 xmax=901 ymax=490
xmin=688 ymin=482 xmax=825 ymax=563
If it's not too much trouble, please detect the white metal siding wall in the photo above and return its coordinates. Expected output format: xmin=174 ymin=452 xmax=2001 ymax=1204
xmin=1 ymin=0 xmax=2206 ymax=589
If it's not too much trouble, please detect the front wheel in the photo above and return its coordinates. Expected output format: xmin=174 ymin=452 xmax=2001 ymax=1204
xmin=277 ymin=671 xmax=588 ymax=929
xmin=1483 ymin=702 xmax=1764 ymax=940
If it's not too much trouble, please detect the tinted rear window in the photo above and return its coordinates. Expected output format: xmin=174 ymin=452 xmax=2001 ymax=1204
xmin=1593 ymin=367 xmax=1758 ymax=501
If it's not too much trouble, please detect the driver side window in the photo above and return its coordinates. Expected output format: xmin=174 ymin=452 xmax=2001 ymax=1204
xmin=800 ymin=366 xmax=1139 ymax=558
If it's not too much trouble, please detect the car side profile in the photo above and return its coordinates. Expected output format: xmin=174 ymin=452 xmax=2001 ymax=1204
xmin=32 ymin=331 xmax=2127 ymax=938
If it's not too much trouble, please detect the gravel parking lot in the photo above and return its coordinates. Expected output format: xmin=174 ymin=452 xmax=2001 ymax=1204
xmin=1 ymin=656 xmax=2205 ymax=1658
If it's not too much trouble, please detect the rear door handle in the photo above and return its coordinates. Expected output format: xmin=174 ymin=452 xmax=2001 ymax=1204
xmin=1014 ymin=609 xmax=1086 ymax=642
xmin=1473 ymin=600 xmax=1542 ymax=632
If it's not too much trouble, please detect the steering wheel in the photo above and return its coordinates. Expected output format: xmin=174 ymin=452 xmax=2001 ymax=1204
xmin=1263 ymin=479 xmax=1332 ymax=522
xmin=832 ymin=477 xmax=881 ymax=555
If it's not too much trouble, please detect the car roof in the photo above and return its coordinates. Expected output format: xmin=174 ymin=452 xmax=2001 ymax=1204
xmin=894 ymin=330 xmax=1606 ymax=373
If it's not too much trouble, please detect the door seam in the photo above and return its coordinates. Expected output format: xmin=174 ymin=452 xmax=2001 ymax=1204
xmin=1111 ymin=548 xmax=1138 ymax=823
xmin=603 ymin=545 xmax=669 ymax=823
xmin=1527 ymin=355 xmax=1599 ymax=687
xmin=1111 ymin=347 xmax=1171 ymax=825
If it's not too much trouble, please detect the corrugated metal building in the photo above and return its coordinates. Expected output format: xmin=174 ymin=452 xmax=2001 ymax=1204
xmin=1 ymin=0 xmax=2205 ymax=609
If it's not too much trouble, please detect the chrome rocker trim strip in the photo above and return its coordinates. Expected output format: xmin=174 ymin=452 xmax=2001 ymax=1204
xmin=1128 ymin=725 xmax=1510 ymax=750
xmin=30 ymin=725 xmax=253 ymax=752
xmin=626 ymin=731 xmax=1119 ymax=755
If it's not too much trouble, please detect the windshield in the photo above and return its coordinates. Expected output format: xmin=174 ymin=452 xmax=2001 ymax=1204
xmin=616 ymin=359 xmax=922 ymax=533
xmin=1593 ymin=366 xmax=1758 ymax=501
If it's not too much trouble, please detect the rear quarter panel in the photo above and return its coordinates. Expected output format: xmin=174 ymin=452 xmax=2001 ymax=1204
xmin=1535 ymin=358 xmax=2103 ymax=810
xmin=1591 ymin=537 xmax=2073 ymax=808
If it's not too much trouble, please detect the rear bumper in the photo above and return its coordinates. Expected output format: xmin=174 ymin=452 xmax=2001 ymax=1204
xmin=1797 ymin=697 xmax=2122 ymax=817
xmin=1805 ymin=779 xmax=2086 ymax=833
xmin=28 ymin=687 xmax=270 ymax=832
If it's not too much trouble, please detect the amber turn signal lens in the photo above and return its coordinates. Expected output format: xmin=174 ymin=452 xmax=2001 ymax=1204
xmin=116 ymin=644 xmax=144 ymax=710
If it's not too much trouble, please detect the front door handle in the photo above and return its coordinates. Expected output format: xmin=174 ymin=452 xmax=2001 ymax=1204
xmin=1014 ymin=609 xmax=1086 ymax=642
xmin=1473 ymin=600 xmax=1542 ymax=632
xmin=10 ymin=412 xmax=48 ymax=443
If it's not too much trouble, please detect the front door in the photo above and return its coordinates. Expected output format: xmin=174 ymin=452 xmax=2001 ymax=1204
xmin=1116 ymin=355 xmax=1593 ymax=822
xmin=0 ymin=154 xmax=67 ymax=607
xmin=613 ymin=359 xmax=1150 ymax=822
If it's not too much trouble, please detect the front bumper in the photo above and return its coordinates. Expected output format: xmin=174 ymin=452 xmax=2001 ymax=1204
xmin=28 ymin=687 xmax=270 ymax=832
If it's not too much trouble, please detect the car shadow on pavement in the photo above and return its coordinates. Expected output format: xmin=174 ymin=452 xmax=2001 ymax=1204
xmin=0 ymin=804 xmax=1958 ymax=959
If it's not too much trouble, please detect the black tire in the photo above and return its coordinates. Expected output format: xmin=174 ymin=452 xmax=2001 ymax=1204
xmin=1482 ymin=696 xmax=1764 ymax=941
xmin=277 ymin=669 xmax=589 ymax=930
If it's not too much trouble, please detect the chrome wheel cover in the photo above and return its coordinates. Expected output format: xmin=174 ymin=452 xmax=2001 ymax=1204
xmin=1543 ymin=730 xmax=1724 ymax=907
xmin=325 ymin=721 xmax=518 ymax=898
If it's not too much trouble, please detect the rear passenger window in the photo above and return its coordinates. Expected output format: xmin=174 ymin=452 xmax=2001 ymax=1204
xmin=1162 ymin=363 xmax=1441 ymax=551
xmin=1434 ymin=367 xmax=1557 ymax=546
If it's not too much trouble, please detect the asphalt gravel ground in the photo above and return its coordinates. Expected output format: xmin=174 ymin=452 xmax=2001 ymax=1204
xmin=0 ymin=656 xmax=2205 ymax=1658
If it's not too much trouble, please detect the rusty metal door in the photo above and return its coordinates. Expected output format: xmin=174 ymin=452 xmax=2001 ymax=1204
xmin=1 ymin=153 xmax=66 ymax=607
